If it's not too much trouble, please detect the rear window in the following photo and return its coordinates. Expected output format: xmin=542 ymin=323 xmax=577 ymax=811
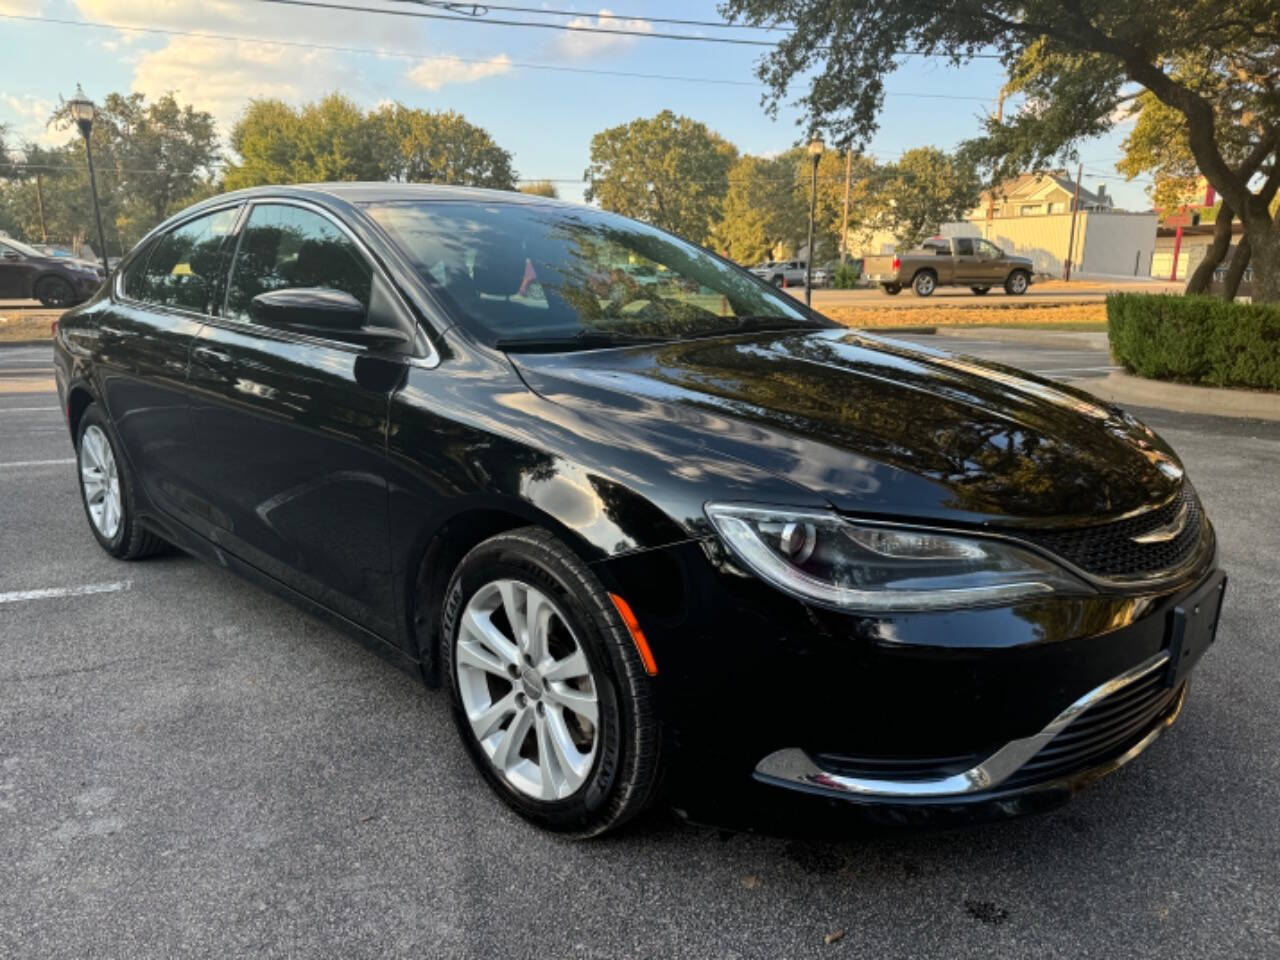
xmin=130 ymin=206 xmax=239 ymax=313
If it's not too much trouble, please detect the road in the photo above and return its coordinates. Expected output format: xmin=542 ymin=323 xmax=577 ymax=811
xmin=2 ymin=339 xmax=1278 ymax=959
xmin=805 ymin=278 xmax=1181 ymax=311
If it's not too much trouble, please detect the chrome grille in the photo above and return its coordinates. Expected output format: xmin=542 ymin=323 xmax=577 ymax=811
xmin=1017 ymin=484 xmax=1206 ymax=580
xmin=1002 ymin=669 xmax=1181 ymax=789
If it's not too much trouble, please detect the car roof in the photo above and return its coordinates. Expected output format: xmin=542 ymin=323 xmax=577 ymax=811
xmin=210 ymin=182 xmax=578 ymax=208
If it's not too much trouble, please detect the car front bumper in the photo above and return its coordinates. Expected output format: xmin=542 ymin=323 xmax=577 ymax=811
xmin=596 ymin=540 xmax=1223 ymax=817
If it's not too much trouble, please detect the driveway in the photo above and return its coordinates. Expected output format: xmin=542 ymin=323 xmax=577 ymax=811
xmin=2 ymin=340 xmax=1277 ymax=958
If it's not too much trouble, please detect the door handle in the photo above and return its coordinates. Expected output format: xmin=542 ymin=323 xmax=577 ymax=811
xmin=192 ymin=345 xmax=232 ymax=365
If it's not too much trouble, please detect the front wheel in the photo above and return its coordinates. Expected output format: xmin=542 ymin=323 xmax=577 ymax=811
xmin=1005 ymin=270 xmax=1030 ymax=295
xmin=441 ymin=527 xmax=663 ymax=837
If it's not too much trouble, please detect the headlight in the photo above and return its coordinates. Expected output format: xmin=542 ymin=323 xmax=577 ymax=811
xmin=705 ymin=504 xmax=1092 ymax=611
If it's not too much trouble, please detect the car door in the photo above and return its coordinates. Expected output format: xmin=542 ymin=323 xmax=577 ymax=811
xmin=185 ymin=200 xmax=412 ymax=636
xmin=0 ymin=240 xmax=38 ymax=298
xmin=974 ymin=239 xmax=1007 ymax=283
xmin=94 ymin=204 xmax=241 ymax=525
xmin=951 ymin=237 xmax=982 ymax=283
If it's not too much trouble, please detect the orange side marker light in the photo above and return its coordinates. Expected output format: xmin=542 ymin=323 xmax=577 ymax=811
xmin=609 ymin=592 xmax=657 ymax=676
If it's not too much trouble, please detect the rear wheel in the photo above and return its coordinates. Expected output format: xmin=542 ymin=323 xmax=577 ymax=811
xmin=76 ymin=404 xmax=167 ymax=559
xmin=441 ymin=527 xmax=663 ymax=836
xmin=912 ymin=271 xmax=936 ymax=296
xmin=771 ymin=275 xmax=784 ymax=287
xmin=970 ymin=286 xmax=991 ymax=295
xmin=881 ymin=283 xmax=902 ymax=296
xmin=1005 ymin=270 xmax=1030 ymax=295
xmin=35 ymin=276 xmax=74 ymax=307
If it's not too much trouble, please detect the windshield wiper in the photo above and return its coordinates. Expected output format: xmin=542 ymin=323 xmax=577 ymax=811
xmin=493 ymin=330 xmax=669 ymax=353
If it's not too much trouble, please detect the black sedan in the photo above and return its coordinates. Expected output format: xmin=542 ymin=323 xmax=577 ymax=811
xmin=52 ymin=184 xmax=1225 ymax=836
xmin=1 ymin=236 xmax=104 ymax=306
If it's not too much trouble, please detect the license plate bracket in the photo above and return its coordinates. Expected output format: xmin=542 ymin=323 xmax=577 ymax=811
xmin=1166 ymin=572 xmax=1227 ymax=688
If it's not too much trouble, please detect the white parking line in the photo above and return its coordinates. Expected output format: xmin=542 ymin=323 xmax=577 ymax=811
xmin=0 ymin=581 xmax=132 ymax=604
xmin=0 ymin=458 xmax=74 ymax=468
xmin=0 ymin=406 xmax=59 ymax=413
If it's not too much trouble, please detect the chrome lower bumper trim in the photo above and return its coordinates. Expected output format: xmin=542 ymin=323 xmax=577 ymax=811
xmin=754 ymin=651 xmax=1179 ymax=800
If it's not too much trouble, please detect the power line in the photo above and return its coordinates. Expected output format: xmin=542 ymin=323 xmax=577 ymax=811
xmin=0 ymin=12 xmax=999 ymax=97
xmin=255 ymin=1 xmax=1003 ymax=57
xmin=386 ymin=0 xmax=793 ymax=32
xmin=253 ymin=0 xmax=783 ymax=46
xmin=0 ymin=13 xmax=760 ymax=86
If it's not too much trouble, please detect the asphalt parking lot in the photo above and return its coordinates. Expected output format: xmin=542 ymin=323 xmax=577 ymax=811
xmin=3 ymin=339 xmax=1278 ymax=958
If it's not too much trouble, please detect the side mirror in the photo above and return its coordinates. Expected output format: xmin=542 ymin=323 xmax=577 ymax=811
xmin=249 ymin=287 xmax=408 ymax=348
xmin=2 ymin=251 xmax=20 ymax=261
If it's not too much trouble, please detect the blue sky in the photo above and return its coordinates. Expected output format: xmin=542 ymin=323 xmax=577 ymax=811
xmin=0 ymin=0 xmax=1150 ymax=209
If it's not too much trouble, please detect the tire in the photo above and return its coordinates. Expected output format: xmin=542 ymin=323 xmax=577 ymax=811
xmin=882 ymin=284 xmax=902 ymax=296
xmin=912 ymin=271 xmax=937 ymax=296
xmin=970 ymin=286 xmax=991 ymax=296
xmin=440 ymin=527 xmax=663 ymax=837
xmin=35 ymin=276 xmax=75 ymax=308
xmin=1005 ymin=270 xmax=1030 ymax=296
xmin=75 ymin=403 xmax=167 ymax=559
xmin=771 ymin=275 xmax=784 ymax=288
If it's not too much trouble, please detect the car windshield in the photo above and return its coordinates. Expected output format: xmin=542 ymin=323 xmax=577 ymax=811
xmin=362 ymin=200 xmax=824 ymax=350
xmin=0 ymin=237 xmax=45 ymax=258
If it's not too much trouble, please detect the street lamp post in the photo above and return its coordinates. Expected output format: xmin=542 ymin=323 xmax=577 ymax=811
xmin=805 ymin=137 xmax=824 ymax=306
xmin=68 ymin=85 xmax=110 ymax=276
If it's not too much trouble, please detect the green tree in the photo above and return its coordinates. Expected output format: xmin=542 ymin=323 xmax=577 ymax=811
xmin=224 ymin=96 xmax=516 ymax=191
xmin=0 ymin=92 xmax=219 ymax=257
xmin=584 ymin=110 xmax=738 ymax=243
xmin=862 ymin=148 xmax=980 ymax=249
xmin=721 ymin=0 xmax=1280 ymax=302
xmin=710 ymin=152 xmax=805 ymax=263
xmin=518 ymin=180 xmax=559 ymax=198
xmin=371 ymin=103 xmax=516 ymax=188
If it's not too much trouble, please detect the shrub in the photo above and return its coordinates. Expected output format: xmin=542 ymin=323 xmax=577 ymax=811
xmin=832 ymin=262 xmax=861 ymax=289
xmin=1106 ymin=293 xmax=1280 ymax=391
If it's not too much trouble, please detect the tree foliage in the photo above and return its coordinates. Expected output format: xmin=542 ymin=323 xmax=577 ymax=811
xmin=223 ymin=94 xmax=517 ymax=191
xmin=860 ymin=147 xmax=980 ymax=249
xmin=720 ymin=0 xmax=1280 ymax=301
xmin=518 ymin=180 xmax=560 ymax=198
xmin=0 ymin=92 xmax=219 ymax=257
xmin=584 ymin=110 xmax=738 ymax=243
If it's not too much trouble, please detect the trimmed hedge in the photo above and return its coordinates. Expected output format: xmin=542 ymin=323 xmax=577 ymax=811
xmin=1107 ymin=293 xmax=1280 ymax=391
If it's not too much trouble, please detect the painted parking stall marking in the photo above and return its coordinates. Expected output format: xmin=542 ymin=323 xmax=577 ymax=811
xmin=0 ymin=581 xmax=132 ymax=605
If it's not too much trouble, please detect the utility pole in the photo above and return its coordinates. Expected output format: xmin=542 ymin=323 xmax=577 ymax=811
xmin=984 ymin=87 xmax=1005 ymax=239
xmin=35 ymin=172 xmax=48 ymax=244
xmin=1063 ymin=162 xmax=1083 ymax=282
xmin=840 ymin=148 xmax=852 ymax=264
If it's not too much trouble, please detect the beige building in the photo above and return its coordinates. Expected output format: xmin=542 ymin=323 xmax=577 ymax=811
xmin=968 ymin=172 xmax=1114 ymax=220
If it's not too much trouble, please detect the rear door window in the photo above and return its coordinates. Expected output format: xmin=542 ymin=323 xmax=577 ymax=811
xmin=224 ymin=204 xmax=372 ymax=324
xmin=133 ymin=206 xmax=239 ymax=313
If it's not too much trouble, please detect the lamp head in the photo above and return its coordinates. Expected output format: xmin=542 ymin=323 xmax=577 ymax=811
xmin=68 ymin=84 xmax=95 ymax=138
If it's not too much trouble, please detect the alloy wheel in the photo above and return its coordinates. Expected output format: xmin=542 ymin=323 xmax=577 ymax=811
xmin=455 ymin=579 xmax=599 ymax=801
xmin=79 ymin=424 xmax=122 ymax=540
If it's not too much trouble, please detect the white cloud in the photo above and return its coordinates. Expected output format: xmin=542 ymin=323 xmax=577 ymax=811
xmin=0 ymin=93 xmax=62 ymax=147
xmin=554 ymin=8 xmax=653 ymax=59
xmin=130 ymin=36 xmax=354 ymax=131
xmin=405 ymin=55 xmax=512 ymax=91
xmin=0 ymin=1 xmax=44 ymax=16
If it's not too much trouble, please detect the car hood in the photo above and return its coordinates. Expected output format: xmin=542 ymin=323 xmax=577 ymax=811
xmin=509 ymin=328 xmax=1183 ymax=528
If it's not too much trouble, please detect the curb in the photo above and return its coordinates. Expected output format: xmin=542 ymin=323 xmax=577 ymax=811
xmin=1069 ymin=371 xmax=1280 ymax=422
xmin=0 ymin=339 xmax=54 ymax=348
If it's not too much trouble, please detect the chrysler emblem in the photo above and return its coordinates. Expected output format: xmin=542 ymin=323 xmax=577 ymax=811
xmin=1132 ymin=502 xmax=1189 ymax=544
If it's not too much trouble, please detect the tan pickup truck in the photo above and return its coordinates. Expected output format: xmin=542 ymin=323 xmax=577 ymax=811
xmin=864 ymin=237 xmax=1034 ymax=297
